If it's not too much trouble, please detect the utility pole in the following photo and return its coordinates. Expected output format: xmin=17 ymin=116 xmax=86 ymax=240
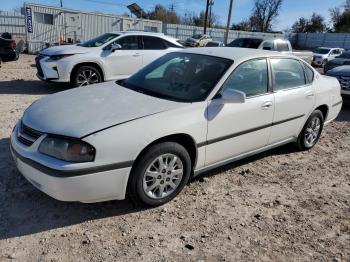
xmin=224 ymin=0 xmax=233 ymax=45
xmin=60 ymin=0 xmax=63 ymax=7
xmin=208 ymin=0 xmax=214 ymax=28
xmin=203 ymin=0 xmax=210 ymax=34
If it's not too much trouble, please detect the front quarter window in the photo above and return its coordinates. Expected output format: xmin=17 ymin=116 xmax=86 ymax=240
xmin=121 ymin=53 xmax=233 ymax=102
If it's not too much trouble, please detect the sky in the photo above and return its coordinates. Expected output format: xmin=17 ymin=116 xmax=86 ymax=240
xmin=1 ymin=0 xmax=347 ymax=30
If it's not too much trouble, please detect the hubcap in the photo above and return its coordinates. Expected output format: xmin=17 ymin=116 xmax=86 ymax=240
xmin=304 ymin=116 xmax=321 ymax=147
xmin=76 ymin=69 xmax=100 ymax=86
xmin=142 ymin=154 xmax=184 ymax=199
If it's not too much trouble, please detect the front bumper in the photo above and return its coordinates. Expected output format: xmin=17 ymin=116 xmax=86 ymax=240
xmin=36 ymin=55 xmax=72 ymax=83
xmin=10 ymin=125 xmax=131 ymax=203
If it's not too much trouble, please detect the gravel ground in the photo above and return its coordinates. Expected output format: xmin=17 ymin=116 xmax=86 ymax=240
xmin=0 ymin=55 xmax=349 ymax=261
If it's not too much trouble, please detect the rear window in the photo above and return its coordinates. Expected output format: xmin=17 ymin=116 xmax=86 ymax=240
xmin=227 ymin=38 xmax=263 ymax=49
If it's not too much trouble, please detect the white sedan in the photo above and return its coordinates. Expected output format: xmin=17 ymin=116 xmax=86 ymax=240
xmin=11 ymin=48 xmax=342 ymax=206
xmin=36 ymin=31 xmax=183 ymax=87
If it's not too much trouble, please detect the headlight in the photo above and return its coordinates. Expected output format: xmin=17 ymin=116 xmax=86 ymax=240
xmin=47 ymin=54 xmax=74 ymax=61
xmin=39 ymin=136 xmax=95 ymax=162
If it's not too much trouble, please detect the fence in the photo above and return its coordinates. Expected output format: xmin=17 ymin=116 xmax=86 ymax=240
xmin=163 ymin=23 xmax=286 ymax=43
xmin=0 ymin=11 xmax=25 ymax=36
xmin=293 ymin=33 xmax=350 ymax=50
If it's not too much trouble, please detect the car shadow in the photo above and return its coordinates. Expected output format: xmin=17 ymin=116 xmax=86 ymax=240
xmin=335 ymin=103 xmax=350 ymax=122
xmin=0 ymin=137 xmax=145 ymax=240
xmin=0 ymin=80 xmax=70 ymax=95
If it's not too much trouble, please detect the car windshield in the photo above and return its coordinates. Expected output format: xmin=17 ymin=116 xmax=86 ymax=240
xmin=314 ymin=48 xmax=331 ymax=54
xmin=78 ymin=33 xmax=119 ymax=47
xmin=192 ymin=34 xmax=203 ymax=39
xmin=337 ymin=52 xmax=350 ymax=59
xmin=120 ymin=52 xmax=233 ymax=102
xmin=227 ymin=38 xmax=263 ymax=49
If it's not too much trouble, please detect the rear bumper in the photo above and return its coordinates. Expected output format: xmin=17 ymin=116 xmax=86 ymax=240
xmin=0 ymin=50 xmax=19 ymax=62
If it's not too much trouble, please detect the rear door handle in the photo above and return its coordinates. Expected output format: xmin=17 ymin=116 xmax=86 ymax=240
xmin=306 ymin=91 xmax=314 ymax=98
xmin=133 ymin=53 xmax=141 ymax=57
xmin=261 ymin=101 xmax=273 ymax=109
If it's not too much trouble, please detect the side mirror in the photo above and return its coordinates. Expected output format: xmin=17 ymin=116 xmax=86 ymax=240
xmin=263 ymin=46 xmax=272 ymax=50
xmin=219 ymin=89 xmax=246 ymax=103
xmin=104 ymin=43 xmax=121 ymax=52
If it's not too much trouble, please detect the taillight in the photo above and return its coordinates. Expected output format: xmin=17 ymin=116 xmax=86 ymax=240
xmin=10 ymin=41 xmax=16 ymax=49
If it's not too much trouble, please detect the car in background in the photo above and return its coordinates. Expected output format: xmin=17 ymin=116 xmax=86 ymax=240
xmin=326 ymin=65 xmax=350 ymax=98
xmin=0 ymin=35 xmax=19 ymax=65
xmin=312 ymin=47 xmax=344 ymax=67
xmin=205 ymin=41 xmax=225 ymax=47
xmin=185 ymin=34 xmax=212 ymax=47
xmin=11 ymin=48 xmax=342 ymax=206
xmin=324 ymin=51 xmax=350 ymax=73
xmin=35 ymin=31 xmax=183 ymax=87
xmin=227 ymin=38 xmax=313 ymax=63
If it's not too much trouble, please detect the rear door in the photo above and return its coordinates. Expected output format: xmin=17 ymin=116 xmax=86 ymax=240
xmin=268 ymin=58 xmax=315 ymax=144
xmin=141 ymin=36 xmax=169 ymax=66
xmin=102 ymin=35 xmax=143 ymax=79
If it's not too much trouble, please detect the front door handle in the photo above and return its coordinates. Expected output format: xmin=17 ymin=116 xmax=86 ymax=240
xmin=261 ymin=101 xmax=273 ymax=109
xmin=133 ymin=53 xmax=141 ymax=57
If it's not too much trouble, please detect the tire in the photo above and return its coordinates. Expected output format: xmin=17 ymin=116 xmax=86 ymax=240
xmin=128 ymin=142 xmax=191 ymax=207
xmin=71 ymin=65 xmax=102 ymax=87
xmin=296 ymin=110 xmax=324 ymax=150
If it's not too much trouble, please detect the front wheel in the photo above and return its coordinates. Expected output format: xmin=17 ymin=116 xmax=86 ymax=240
xmin=128 ymin=142 xmax=191 ymax=207
xmin=296 ymin=110 xmax=324 ymax=150
xmin=71 ymin=65 xmax=102 ymax=87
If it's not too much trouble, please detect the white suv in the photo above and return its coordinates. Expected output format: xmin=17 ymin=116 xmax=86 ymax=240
xmin=36 ymin=31 xmax=183 ymax=86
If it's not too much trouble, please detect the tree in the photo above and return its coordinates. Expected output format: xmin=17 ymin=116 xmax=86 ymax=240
xmin=231 ymin=20 xmax=253 ymax=31
xmin=291 ymin=13 xmax=327 ymax=33
xmin=146 ymin=4 xmax=181 ymax=24
xmin=250 ymin=0 xmax=283 ymax=32
xmin=330 ymin=2 xmax=350 ymax=32
xmin=183 ymin=10 xmax=220 ymax=27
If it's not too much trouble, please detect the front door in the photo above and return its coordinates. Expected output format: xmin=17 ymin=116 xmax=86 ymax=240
xmin=102 ymin=35 xmax=143 ymax=79
xmin=205 ymin=58 xmax=274 ymax=165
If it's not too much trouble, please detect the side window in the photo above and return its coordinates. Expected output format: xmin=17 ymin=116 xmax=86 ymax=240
xmin=303 ymin=63 xmax=315 ymax=84
xmin=271 ymin=58 xmax=306 ymax=91
xmin=143 ymin=36 xmax=166 ymax=50
xmin=276 ymin=42 xmax=290 ymax=52
xmin=222 ymin=59 xmax=268 ymax=97
xmin=115 ymin=36 xmax=141 ymax=50
xmin=262 ymin=41 xmax=273 ymax=50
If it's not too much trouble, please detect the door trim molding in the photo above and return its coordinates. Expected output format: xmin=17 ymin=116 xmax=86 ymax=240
xmin=198 ymin=114 xmax=305 ymax=147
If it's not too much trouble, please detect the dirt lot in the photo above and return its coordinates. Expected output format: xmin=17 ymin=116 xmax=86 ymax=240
xmin=0 ymin=55 xmax=349 ymax=261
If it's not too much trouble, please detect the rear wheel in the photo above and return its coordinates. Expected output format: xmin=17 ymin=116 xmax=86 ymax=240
xmin=71 ymin=65 xmax=102 ymax=87
xmin=128 ymin=142 xmax=191 ymax=207
xmin=296 ymin=110 xmax=324 ymax=150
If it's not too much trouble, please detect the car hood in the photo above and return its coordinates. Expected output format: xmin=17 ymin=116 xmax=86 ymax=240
xmin=40 ymin=45 xmax=93 ymax=55
xmin=313 ymin=53 xmax=327 ymax=57
xmin=326 ymin=65 xmax=350 ymax=77
xmin=22 ymin=82 xmax=185 ymax=138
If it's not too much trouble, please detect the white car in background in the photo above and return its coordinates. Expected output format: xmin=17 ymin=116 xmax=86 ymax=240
xmin=12 ymin=48 xmax=342 ymax=206
xmin=185 ymin=34 xmax=212 ymax=47
xmin=36 ymin=31 xmax=183 ymax=86
xmin=312 ymin=47 xmax=345 ymax=67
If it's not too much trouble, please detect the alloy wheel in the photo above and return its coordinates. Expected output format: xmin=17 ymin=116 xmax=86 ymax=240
xmin=142 ymin=154 xmax=183 ymax=199
xmin=304 ymin=116 xmax=321 ymax=147
xmin=76 ymin=69 xmax=100 ymax=86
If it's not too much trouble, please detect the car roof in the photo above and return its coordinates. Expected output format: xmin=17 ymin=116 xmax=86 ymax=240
xmin=177 ymin=47 xmax=291 ymax=62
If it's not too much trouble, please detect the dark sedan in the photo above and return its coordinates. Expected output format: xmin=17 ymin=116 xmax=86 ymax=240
xmin=324 ymin=51 xmax=350 ymax=73
xmin=326 ymin=65 xmax=350 ymax=97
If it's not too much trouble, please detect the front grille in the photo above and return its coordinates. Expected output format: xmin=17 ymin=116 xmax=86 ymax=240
xmin=17 ymin=122 xmax=43 ymax=147
xmin=336 ymin=76 xmax=350 ymax=91
xmin=35 ymin=54 xmax=46 ymax=77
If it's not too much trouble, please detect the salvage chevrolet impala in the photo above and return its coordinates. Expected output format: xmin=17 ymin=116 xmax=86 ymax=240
xmin=11 ymin=48 xmax=342 ymax=206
